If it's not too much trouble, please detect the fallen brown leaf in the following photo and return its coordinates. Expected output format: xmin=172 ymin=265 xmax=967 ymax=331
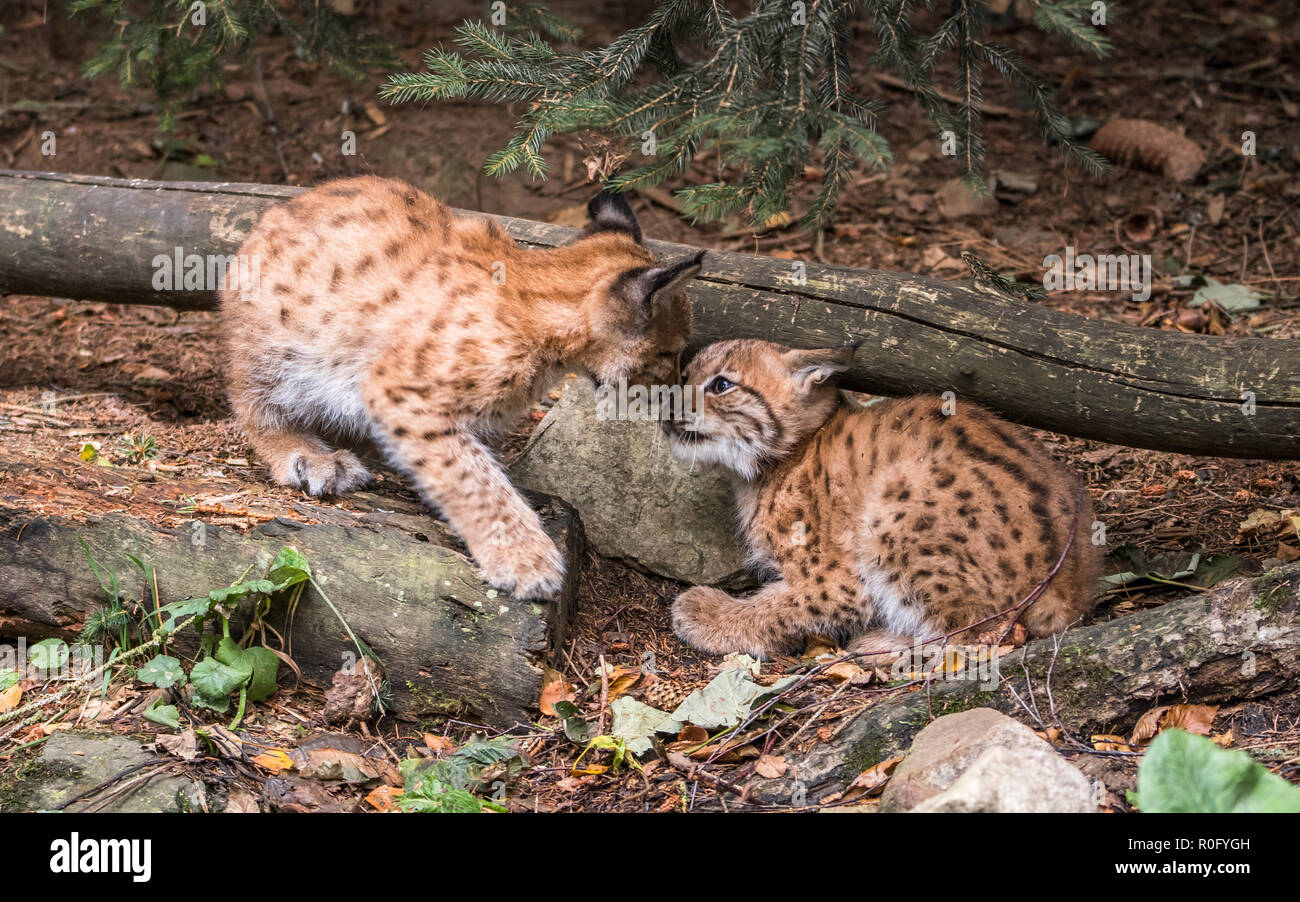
xmin=754 ymin=754 xmax=788 ymax=779
xmin=676 ymin=725 xmax=710 ymax=745
xmin=251 ymin=749 xmax=294 ymax=773
xmin=364 ymin=784 xmax=403 ymax=812
xmin=422 ymin=733 xmax=455 ymax=754
xmin=1163 ymin=704 xmax=1219 ymax=736
xmin=1092 ymin=734 xmax=1135 ymax=753
xmin=1130 ymin=704 xmax=1218 ymax=746
xmin=539 ymin=678 xmax=576 ymax=717
xmin=822 ymin=755 xmax=904 ymax=804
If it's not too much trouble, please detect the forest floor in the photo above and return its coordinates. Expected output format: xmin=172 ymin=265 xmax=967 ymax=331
xmin=0 ymin=0 xmax=1298 ymax=812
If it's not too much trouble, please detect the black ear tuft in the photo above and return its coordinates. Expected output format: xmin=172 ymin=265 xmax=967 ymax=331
xmin=615 ymin=252 xmax=705 ymax=314
xmin=586 ymin=189 xmax=642 ymax=243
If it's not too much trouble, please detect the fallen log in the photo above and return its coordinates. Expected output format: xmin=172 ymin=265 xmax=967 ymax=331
xmin=0 ymin=170 xmax=1296 ymax=459
xmin=0 ymin=454 xmax=581 ymax=728
xmin=749 ymin=563 xmax=1300 ymax=805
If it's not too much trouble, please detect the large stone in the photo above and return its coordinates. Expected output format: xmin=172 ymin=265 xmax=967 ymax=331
xmin=911 ymin=745 xmax=1096 ymax=813
xmin=880 ymin=708 xmax=1096 ymax=813
xmin=20 ymin=731 xmax=201 ymax=813
xmin=512 ymin=376 xmax=750 ymax=587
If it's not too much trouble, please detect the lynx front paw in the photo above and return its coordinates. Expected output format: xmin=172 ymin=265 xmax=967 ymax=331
xmin=672 ymin=586 xmax=746 ymax=656
xmin=280 ymin=449 xmax=372 ymax=496
xmin=473 ymin=530 xmax=566 ymax=601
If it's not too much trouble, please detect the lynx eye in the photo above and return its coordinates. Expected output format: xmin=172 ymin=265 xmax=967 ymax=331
xmin=705 ymin=375 xmax=736 ymax=395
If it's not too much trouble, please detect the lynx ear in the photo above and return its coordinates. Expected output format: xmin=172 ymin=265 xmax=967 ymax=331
xmin=586 ymin=189 xmax=642 ymax=243
xmin=785 ymin=345 xmax=857 ymax=393
xmin=617 ymin=251 xmax=706 ymax=314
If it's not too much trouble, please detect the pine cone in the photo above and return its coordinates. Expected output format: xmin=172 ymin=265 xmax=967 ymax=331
xmin=640 ymin=678 xmax=708 ymax=711
xmin=1090 ymin=118 xmax=1205 ymax=182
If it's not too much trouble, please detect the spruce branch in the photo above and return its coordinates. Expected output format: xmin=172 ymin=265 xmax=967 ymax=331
xmin=386 ymin=0 xmax=1115 ymax=229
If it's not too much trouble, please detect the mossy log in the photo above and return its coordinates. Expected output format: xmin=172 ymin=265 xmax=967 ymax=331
xmin=750 ymin=564 xmax=1300 ymax=805
xmin=0 ymin=169 xmax=1296 ymax=459
xmin=0 ymin=455 xmax=581 ymax=728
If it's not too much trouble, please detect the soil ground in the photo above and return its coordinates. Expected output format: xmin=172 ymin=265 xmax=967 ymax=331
xmin=0 ymin=0 xmax=1298 ymax=812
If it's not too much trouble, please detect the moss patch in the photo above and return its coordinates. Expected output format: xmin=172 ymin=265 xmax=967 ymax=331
xmin=0 ymin=753 xmax=79 ymax=812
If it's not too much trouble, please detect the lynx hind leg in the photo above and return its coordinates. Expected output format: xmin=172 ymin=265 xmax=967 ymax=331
xmin=672 ymin=582 xmax=803 ymax=659
xmin=243 ymin=423 xmax=371 ymax=496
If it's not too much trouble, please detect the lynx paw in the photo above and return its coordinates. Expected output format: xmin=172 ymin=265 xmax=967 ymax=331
xmin=473 ymin=530 xmax=566 ymax=600
xmin=281 ymin=449 xmax=371 ymax=496
xmin=672 ymin=586 xmax=742 ymax=655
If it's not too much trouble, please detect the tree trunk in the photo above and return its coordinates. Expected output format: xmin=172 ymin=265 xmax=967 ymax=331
xmin=0 ymin=454 xmax=581 ymax=728
xmin=750 ymin=564 xmax=1300 ymax=805
xmin=0 ymin=169 xmax=1295 ymax=459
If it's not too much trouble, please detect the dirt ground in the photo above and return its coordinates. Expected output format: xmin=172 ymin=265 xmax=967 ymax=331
xmin=0 ymin=0 xmax=1298 ymax=812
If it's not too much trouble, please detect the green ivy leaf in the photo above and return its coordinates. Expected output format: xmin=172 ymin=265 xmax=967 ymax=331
xmin=137 ymin=654 xmax=186 ymax=689
xmin=1134 ymin=729 xmax=1300 ymax=813
xmin=0 ymin=669 xmax=17 ymax=692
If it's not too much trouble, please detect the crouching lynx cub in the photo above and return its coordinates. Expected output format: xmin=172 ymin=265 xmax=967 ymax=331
xmin=664 ymin=339 xmax=1100 ymax=658
xmin=222 ymin=177 xmax=700 ymax=599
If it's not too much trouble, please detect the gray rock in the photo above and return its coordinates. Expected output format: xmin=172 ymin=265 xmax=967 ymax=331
xmin=912 ymin=745 xmax=1096 ymax=813
xmin=512 ymin=376 xmax=750 ymax=586
xmin=22 ymin=731 xmax=201 ymax=813
xmin=881 ymin=708 xmax=1096 ymax=813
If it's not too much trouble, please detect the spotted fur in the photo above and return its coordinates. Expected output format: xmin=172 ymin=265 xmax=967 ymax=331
xmin=664 ymin=339 xmax=1100 ymax=657
xmin=221 ymin=177 xmax=701 ymax=599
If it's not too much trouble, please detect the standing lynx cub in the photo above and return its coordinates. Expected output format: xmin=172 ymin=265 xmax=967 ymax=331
xmin=664 ymin=339 xmax=1100 ymax=658
xmin=221 ymin=177 xmax=700 ymax=599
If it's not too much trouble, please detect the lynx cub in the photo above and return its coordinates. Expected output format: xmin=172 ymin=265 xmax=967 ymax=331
xmin=664 ymin=339 xmax=1100 ymax=658
xmin=221 ymin=177 xmax=701 ymax=599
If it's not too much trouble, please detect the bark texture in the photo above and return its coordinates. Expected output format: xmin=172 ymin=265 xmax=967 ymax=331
xmin=750 ymin=565 xmax=1300 ymax=805
xmin=0 ymin=456 xmax=581 ymax=728
xmin=1 ymin=169 xmax=1296 ymax=459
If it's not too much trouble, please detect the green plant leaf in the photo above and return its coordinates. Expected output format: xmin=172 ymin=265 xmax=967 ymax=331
xmin=1102 ymin=546 xmax=1241 ymax=590
xmin=155 ymin=596 xmax=217 ymax=634
xmin=243 ymin=646 xmax=281 ymax=702
xmin=190 ymin=687 xmax=230 ymax=713
xmin=144 ymin=701 xmax=181 ymax=730
xmin=579 ymin=734 xmax=638 ymax=771
xmin=28 ymin=638 xmax=69 ymax=672
xmin=1188 ymin=277 xmax=1264 ymax=314
xmin=214 ymin=636 xmax=250 ymax=670
xmin=396 ymin=736 xmax=522 ymax=812
xmin=190 ymin=656 xmax=251 ymax=707
xmin=0 ymin=668 xmax=17 ymax=691
xmin=208 ymin=579 xmax=277 ymax=606
xmin=267 ymin=546 xmax=312 ymax=591
xmin=1134 ymin=729 xmax=1300 ymax=813
xmin=665 ymin=667 xmax=798 ymax=730
xmin=551 ymin=700 xmax=590 ymax=743
xmin=609 ymin=696 xmax=671 ymax=756
xmin=137 ymin=654 xmax=186 ymax=689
